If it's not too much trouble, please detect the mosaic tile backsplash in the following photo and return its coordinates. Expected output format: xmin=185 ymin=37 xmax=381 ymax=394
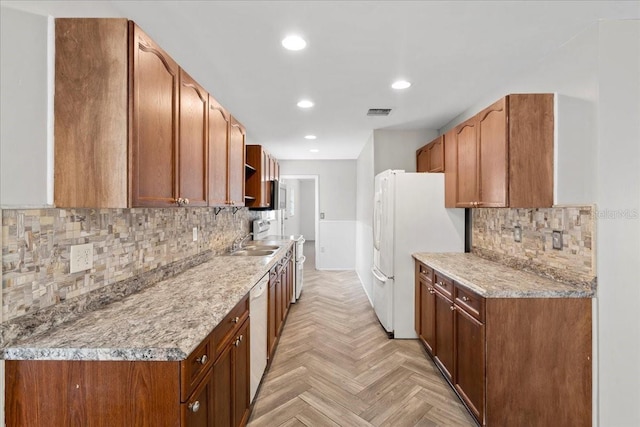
xmin=472 ymin=206 xmax=596 ymax=284
xmin=2 ymin=207 xmax=258 ymax=321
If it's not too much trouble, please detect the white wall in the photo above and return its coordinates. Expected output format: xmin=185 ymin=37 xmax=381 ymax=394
xmin=441 ymin=20 xmax=640 ymax=426
xmin=282 ymin=179 xmax=301 ymax=235
xmin=280 ymin=160 xmax=356 ymax=269
xmin=356 ymin=135 xmax=375 ymax=301
xmin=0 ymin=7 xmax=52 ymax=207
xmin=373 ymin=129 xmax=438 ymax=175
xmin=299 ymin=180 xmax=315 ymax=239
xmin=595 ymin=20 xmax=640 ymax=427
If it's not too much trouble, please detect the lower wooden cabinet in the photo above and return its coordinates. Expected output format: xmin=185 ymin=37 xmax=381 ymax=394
xmin=414 ymin=260 xmax=591 ymax=426
xmin=5 ymin=296 xmax=251 ymax=427
xmin=267 ymin=248 xmax=294 ymax=360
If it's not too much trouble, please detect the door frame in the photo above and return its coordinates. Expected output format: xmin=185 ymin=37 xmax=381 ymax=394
xmin=279 ymin=174 xmax=319 ymax=268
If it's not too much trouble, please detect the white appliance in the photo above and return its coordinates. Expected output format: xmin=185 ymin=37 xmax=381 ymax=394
xmin=249 ymin=273 xmax=269 ymax=401
xmin=372 ymin=170 xmax=465 ymax=339
xmin=252 ymin=219 xmax=305 ymax=302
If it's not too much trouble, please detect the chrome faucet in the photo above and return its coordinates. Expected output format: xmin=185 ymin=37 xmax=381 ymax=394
xmin=232 ymin=232 xmax=253 ymax=251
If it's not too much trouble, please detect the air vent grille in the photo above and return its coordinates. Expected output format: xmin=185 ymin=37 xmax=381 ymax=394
xmin=367 ymin=108 xmax=392 ymax=116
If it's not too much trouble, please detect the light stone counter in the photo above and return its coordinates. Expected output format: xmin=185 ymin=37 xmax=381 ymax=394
xmin=2 ymin=242 xmax=293 ymax=361
xmin=412 ymin=252 xmax=595 ymax=298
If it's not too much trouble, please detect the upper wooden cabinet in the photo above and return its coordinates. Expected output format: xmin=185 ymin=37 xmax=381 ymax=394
xmin=228 ymin=117 xmax=246 ymax=207
xmin=416 ymin=136 xmax=444 ymax=173
xmin=208 ymin=96 xmax=245 ymax=207
xmin=245 ymin=145 xmax=279 ymax=209
xmin=443 ymin=129 xmax=458 ymax=208
xmin=54 ymin=18 xmax=246 ymax=209
xmin=454 ymin=94 xmax=554 ymax=208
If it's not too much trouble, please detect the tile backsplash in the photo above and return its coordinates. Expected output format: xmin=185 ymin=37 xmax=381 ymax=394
xmin=472 ymin=205 xmax=596 ymax=285
xmin=2 ymin=207 xmax=258 ymax=322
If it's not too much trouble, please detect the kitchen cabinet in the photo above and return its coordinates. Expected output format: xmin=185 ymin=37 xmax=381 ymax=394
xmin=443 ymin=129 xmax=458 ymax=208
xmin=414 ymin=260 xmax=591 ymax=426
xmin=208 ymin=96 xmax=246 ymax=207
xmin=178 ymin=69 xmax=209 ymax=207
xmin=454 ymin=94 xmax=554 ymax=208
xmin=267 ymin=247 xmax=294 ymax=360
xmin=54 ymin=18 xmax=247 ymax=209
xmin=415 ymin=263 xmax=436 ymax=355
xmin=6 ymin=294 xmax=251 ymax=427
xmin=245 ymin=145 xmax=279 ymax=209
xmin=416 ymin=136 xmax=444 ymax=173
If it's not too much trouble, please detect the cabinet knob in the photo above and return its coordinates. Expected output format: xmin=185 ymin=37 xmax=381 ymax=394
xmin=234 ymin=339 xmax=240 ymax=347
xmin=175 ymin=198 xmax=183 ymax=206
xmin=461 ymin=296 xmax=471 ymax=302
xmin=189 ymin=401 xmax=200 ymax=413
xmin=184 ymin=198 xmax=190 ymax=205
xmin=232 ymin=316 xmax=240 ymax=324
xmin=196 ymin=354 xmax=208 ymax=365
xmin=450 ymin=305 xmax=456 ymax=311
xmin=427 ymin=287 xmax=435 ymax=294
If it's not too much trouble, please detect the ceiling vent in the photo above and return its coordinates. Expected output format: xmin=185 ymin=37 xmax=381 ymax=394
xmin=367 ymin=108 xmax=391 ymax=116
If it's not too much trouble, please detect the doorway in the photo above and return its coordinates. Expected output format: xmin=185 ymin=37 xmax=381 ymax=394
xmin=279 ymin=175 xmax=319 ymax=268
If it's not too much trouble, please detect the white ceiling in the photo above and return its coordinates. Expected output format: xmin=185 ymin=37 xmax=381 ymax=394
xmin=3 ymin=1 xmax=639 ymax=159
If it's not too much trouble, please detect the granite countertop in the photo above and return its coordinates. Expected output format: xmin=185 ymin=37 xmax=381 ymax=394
xmin=412 ymin=252 xmax=595 ymax=298
xmin=2 ymin=241 xmax=293 ymax=362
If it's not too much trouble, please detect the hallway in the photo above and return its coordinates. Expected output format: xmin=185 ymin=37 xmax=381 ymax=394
xmin=247 ymin=242 xmax=474 ymax=426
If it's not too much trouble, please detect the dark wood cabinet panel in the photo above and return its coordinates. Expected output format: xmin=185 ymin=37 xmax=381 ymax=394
xmin=54 ymin=18 xmax=129 ymax=208
xmin=182 ymin=367 xmax=214 ymax=427
xmin=455 ymin=122 xmax=478 ymax=207
xmin=178 ymin=69 xmax=208 ymax=207
xmin=6 ymin=360 xmax=180 ymax=427
xmin=208 ymin=96 xmax=230 ymax=206
xmin=416 ymin=146 xmax=430 ymax=172
xmin=130 ymin=22 xmax=180 ymax=207
xmin=268 ymin=275 xmax=277 ymax=359
xmin=233 ymin=320 xmax=251 ymax=427
xmin=213 ymin=341 xmax=233 ymax=427
xmin=245 ymin=145 xmax=274 ymax=208
xmin=420 ymin=281 xmax=436 ymax=355
xmin=454 ymin=307 xmax=485 ymax=424
xmin=416 ymin=136 xmax=444 ymax=173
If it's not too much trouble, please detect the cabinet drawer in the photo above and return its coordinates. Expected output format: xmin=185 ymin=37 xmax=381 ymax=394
xmin=418 ymin=263 xmax=433 ymax=283
xmin=213 ymin=294 xmax=249 ymax=356
xmin=455 ymin=285 xmax=485 ymax=322
xmin=434 ymin=272 xmax=454 ymax=299
xmin=181 ymin=333 xmax=213 ymax=401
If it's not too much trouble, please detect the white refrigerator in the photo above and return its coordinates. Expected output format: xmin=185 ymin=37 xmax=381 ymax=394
xmin=372 ymin=170 xmax=465 ymax=338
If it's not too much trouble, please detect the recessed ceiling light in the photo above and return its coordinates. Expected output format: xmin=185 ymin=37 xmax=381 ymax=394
xmin=310 ymin=149 xmax=320 ymax=153
xmin=282 ymin=35 xmax=306 ymax=51
xmin=392 ymin=80 xmax=411 ymax=90
xmin=297 ymin=100 xmax=314 ymax=108
xmin=304 ymin=135 xmax=317 ymax=140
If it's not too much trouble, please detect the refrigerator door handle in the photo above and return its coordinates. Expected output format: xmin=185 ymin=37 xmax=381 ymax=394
xmin=372 ymin=267 xmax=392 ymax=282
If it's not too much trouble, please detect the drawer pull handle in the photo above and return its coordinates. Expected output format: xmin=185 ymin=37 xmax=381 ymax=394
xmin=450 ymin=305 xmax=456 ymax=311
xmin=427 ymin=287 xmax=435 ymax=295
xmin=196 ymin=354 xmax=208 ymax=365
xmin=461 ymin=296 xmax=471 ymax=302
xmin=189 ymin=401 xmax=200 ymax=413
xmin=232 ymin=316 xmax=240 ymax=323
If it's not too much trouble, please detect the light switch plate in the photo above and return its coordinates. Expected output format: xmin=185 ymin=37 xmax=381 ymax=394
xmin=552 ymin=230 xmax=563 ymax=250
xmin=320 ymin=212 xmax=325 ymax=220
xmin=70 ymin=243 xmax=93 ymax=273
xmin=514 ymin=226 xmax=522 ymax=242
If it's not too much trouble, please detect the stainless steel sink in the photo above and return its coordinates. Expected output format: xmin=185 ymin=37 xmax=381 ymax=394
xmin=241 ymin=245 xmax=281 ymax=250
xmin=229 ymin=249 xmax=277 ymax=257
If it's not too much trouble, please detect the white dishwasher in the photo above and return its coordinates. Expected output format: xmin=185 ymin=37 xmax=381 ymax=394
xmin=249 ymin=273 xmax=269 ymax=402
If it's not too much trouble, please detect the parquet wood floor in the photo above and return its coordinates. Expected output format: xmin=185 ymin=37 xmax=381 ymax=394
xmin=248 ymin=242 xmax=474 ymax=427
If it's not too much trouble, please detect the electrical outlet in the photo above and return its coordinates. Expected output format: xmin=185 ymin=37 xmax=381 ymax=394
xmin=552 ymin=230 xmax=563 ymax=250
xmin=320 ymin=212 xmax=325 ymax=220
xmin=70 ymin=243 xmax=93 ymax=273
xmin=514 ymin=226 xmax=522 ymax=242
xmin=193 ymin=227 xmax=198 ymax=242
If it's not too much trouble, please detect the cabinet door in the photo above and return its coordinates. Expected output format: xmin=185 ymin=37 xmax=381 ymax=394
xmin=213 ymin=343 xmax=233 ymax=427
xmin=443 ymin=129 xmax=457 ymax=208
xmin=420 ymin=281 xmax=436 ymax=355
xmin=130 ymin=23 xmax=179 ymax=207
xmin=478 ymin=98 xmax=508 ymax=207
xmin=233 ymin=320 xmax=250 ymax=427
xmin=427 ymin=136 xmax=444 ymax=172
xmin=228 ymin=117 xmax=246 ymax=206
xmin=267 ymin=278 xmax=277 ymax=358
xmin=416 ymin=146 xmax=430 ymax=172
xmin=455 ymin=307 xmax=485 ymax=424
xmin=179 ymin=69 xmax=208 ymax=206
xmin=182 ymin=368 xmax=214 ymax=427
xmin=208 ymin=96 xmax=230 ymax=206
xmin=434 ymin=291 xmax=454 ymax=381
xmin=455 ymin=121 xmax=478 ymax=207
